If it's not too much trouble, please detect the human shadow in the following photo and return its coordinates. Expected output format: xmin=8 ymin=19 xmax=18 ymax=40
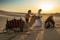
xmin=43 ymin=28 xmax=60 ymax=40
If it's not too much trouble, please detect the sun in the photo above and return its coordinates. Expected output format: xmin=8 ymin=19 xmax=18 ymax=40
xmin=40 ymin=3 xmax=53 ymax=11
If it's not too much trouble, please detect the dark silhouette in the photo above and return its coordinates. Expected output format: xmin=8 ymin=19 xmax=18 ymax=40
xmin=44 ymin=15 xmax=55 ymax=29
xmin=3 ymin=17 xmax=25 ymax=32
xmin=29 ymin=15 xmax=37 ymax=27
xmin=25 ymin=10 xmax=31 ymax=24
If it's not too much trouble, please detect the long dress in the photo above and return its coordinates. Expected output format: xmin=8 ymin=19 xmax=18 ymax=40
xmin=36 ymin=11 xmax=42 ymax=27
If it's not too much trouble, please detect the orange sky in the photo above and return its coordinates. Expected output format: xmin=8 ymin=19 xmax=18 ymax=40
xmin=0 ymin=0 xmax=60 ymax=14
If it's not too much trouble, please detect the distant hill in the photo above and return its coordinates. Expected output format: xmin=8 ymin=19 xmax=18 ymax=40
xmin=0 ymin=10 xmax=27 ymax=17
xmin=0 ymin=10 xmax=60 ymax=17
xmin=0 ymin=10 xmax=34 ymax=17
xmin=0 ymin=10 xmax=26 ymax=14
xmin=54 ymin=13 xmax=60 ymax=16
xmin=0 ymin=10 xmax=35 ymax=16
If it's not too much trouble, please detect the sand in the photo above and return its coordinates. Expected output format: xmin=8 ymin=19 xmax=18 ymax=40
xmin=0 ymin=14 xmax=60 ymax=40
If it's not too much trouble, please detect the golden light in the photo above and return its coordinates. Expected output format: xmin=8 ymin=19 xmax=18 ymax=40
xmin=40 ymin=3 xmax=54 ymax=11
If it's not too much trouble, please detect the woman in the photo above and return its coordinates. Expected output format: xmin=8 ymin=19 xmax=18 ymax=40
xmin=36 ymin=9 xmax=42 ymax=27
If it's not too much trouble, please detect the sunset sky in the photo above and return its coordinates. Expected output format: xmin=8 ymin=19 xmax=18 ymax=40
xmin=0 ymin=0 xmax=60 ymax=14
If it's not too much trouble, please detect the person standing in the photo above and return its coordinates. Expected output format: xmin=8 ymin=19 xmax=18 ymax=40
xmin=25 ymin=10 xmax=31 ymax=24
xmin=36 ymin=9 xmax=42 ymax=27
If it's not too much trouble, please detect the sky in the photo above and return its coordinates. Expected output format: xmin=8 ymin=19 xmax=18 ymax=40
xmin=0 ymin=0 xmax=60 ymax=14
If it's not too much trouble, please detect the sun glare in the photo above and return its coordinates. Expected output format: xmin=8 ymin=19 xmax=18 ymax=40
xmin=40 ymin=3 xmax=54 ymax=11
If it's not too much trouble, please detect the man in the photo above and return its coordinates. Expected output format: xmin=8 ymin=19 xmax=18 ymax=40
xmin=25 ymin=10 xmax=31 ymax=24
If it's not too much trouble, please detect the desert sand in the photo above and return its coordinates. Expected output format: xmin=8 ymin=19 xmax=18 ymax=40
xmin=0 ymin=13 xmax=60 ymax=40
